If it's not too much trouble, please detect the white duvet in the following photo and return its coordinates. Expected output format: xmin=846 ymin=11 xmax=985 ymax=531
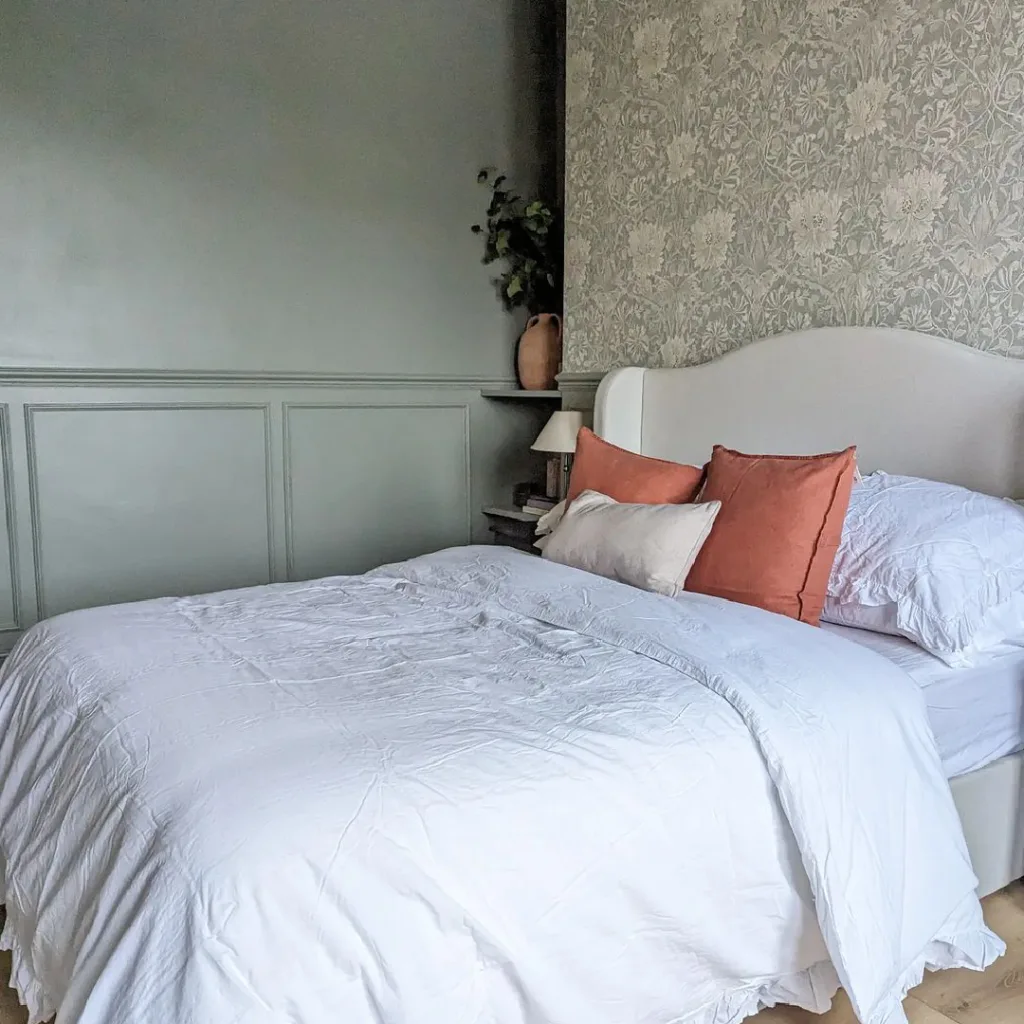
xmin=0 ymin=546 xmax=1002 ymax=1024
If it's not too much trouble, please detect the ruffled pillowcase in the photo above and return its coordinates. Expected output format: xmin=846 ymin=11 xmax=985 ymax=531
xmin=823 ymin=473 xmax=1024 ymax=667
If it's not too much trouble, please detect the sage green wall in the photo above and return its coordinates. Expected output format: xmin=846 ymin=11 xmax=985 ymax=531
xmin=0 ymin=0 xmax=555 ymax=644
xmin=0 ymin=0 xmax=556 ymax=374
xmin=564 ymin=0 xmax=1024 ymax=371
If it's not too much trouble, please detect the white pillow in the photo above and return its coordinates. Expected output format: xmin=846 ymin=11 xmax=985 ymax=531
xmin=823 ymin=473 xmax=1024 ymax=666
xmin=541 ymin=490 xmax=721 ymax=597
xmin=534 ymin=499 xmax=566 ymax=536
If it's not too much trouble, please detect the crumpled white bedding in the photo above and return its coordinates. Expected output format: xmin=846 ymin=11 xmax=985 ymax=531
xmin=0 ymin=546 xmax=1002 ymax=1024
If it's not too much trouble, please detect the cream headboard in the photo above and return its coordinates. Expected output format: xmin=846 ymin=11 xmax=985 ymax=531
xmin=594 ymin=327 xmax=1024 ymax=498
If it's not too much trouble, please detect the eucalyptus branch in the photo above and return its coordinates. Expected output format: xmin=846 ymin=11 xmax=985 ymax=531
xmin=471 ymin=168 xmax=563 ymax=315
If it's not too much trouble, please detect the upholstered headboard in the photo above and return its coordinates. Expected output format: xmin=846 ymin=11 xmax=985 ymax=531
xmin=594 ymin=327 xmax=1024 ymax=498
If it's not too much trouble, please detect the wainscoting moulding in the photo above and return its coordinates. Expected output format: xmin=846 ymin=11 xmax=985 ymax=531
xmin=23 ymin=401 xmax=275 ymax=622
xmin=280 ymin=401 xmax=473 ymax=581
xmin=0 ymin=368 xmax=520 ymax=389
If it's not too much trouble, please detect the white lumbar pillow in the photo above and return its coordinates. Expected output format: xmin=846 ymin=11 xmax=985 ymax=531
xmin=541 ymin=490 xmax=721 ymax=597
xmin=534 ymin=499 xmax=567 ymax=541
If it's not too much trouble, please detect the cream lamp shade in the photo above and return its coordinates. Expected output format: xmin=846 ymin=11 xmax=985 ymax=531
xmin=531 ymin=411 xmax=583 ymax=454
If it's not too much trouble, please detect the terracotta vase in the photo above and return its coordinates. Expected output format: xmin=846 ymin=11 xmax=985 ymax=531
xmin=516 ymin=313 xmax=562 ymax=391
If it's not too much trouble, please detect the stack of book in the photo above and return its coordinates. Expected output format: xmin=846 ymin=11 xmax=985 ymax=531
xmin=518 ymin=493 xmax=558 ymax=517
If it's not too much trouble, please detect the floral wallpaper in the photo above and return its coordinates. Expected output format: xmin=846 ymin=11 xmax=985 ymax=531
xmin=564 ymin=0 xmax=1024 ymax=371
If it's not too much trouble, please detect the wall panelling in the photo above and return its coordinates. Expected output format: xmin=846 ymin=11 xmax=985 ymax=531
xmin=0 ymin=372 xmax=541 ymax=653
xmin=26 ymin=403 xmax=274 ymax=617
xmin=284 ymin=403 xmax=471 ymax=579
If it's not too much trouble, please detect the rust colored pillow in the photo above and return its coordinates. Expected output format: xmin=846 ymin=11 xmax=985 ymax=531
xmin=685 ymin=445 xmax=857 ymax=625
xmin=567 ymin=428 xmax=704 ymax=505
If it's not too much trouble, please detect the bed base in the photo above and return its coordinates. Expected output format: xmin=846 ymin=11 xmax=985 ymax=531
xmin=951 ymin=750 xmax=1024 ymax=897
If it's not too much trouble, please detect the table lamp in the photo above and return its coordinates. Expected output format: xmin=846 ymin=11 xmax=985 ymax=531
xmin=531 ymin=410 xmax=584 ymax=500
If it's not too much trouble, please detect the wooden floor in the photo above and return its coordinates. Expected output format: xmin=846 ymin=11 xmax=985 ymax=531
xmin=0 ymin=885 xmax=1020 ymax=1023
xmin=756 ymin=883 xmax=1024 ymax=1024
xmin=0 ymin=948 xmax=22 ymax=1024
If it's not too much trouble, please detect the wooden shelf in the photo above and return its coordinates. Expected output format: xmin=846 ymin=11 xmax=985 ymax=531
xmin=479 ymin=388 xmax=562 ymax=400
xmin=481 ymin=505 xmax=544 ymax=523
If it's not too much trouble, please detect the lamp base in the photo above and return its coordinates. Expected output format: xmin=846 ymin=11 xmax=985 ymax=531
xmin=545 ymin=458 xmax=559 ymax=500
xmin=545 ymin=454 xmax=573 ymax=502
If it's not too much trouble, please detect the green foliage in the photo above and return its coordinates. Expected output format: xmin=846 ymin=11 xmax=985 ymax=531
xmin=471 ymin=168 xmax=562 ymax=315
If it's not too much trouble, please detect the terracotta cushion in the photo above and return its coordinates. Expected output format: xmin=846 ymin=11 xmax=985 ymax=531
xmin=567 ymin=428 xmax=704 ymax=505
xmin=684 ymin=445 xmax=857 ymax=625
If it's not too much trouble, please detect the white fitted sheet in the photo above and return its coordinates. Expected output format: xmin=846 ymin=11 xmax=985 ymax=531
xmin=823 ymin=625 xmax=1024 ymax=778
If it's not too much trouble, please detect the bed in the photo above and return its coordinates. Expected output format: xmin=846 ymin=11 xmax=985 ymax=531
xmin=595 ymin=326 xmax=1024 ymax=900
xmin=0 ymin=327 xmax=1019 ymax=1024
